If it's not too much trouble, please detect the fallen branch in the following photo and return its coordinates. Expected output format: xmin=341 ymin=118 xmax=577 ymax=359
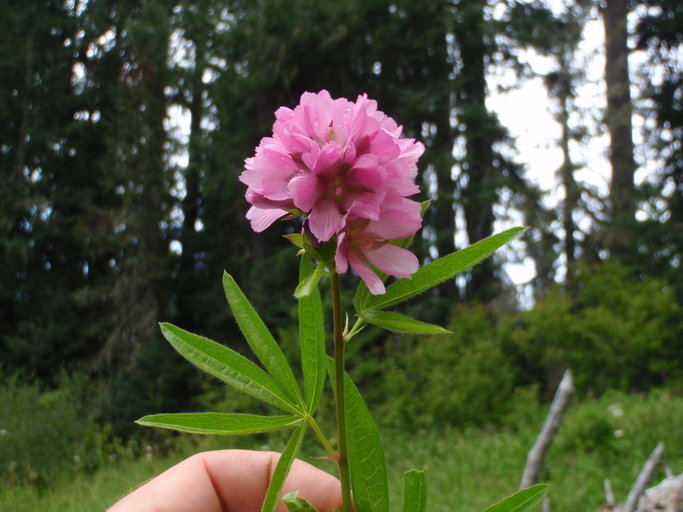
xmin=623 ymin=442 xmax=665 ymax=512
xmin=605 ymin=479 xmax=615 ymax=507
xmin=520 ymin=369 xmax=574 ymax=489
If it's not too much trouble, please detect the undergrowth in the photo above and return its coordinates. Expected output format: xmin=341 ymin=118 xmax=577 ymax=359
xmin=1 ymin=389 xmax=681 ymax=512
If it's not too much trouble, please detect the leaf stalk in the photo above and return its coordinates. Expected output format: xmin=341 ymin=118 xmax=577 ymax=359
xmin=304 ymin=414 xmax=337 ymax=460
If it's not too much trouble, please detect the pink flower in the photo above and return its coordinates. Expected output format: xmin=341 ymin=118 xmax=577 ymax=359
xmin=240 ymin=90 xmax=423 ymax=240
xmin=240 ymin=90 xmax=425 ymax=293
xmin=335 ymin=193 xmax=422 ymax=295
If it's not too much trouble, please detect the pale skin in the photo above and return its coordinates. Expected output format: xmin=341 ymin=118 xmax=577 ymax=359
xmin=108 ymin=449 xmax=343 ymax=512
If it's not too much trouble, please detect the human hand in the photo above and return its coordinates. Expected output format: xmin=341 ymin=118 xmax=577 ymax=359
xmin=108 ymin=449 xmax=343 ymax=512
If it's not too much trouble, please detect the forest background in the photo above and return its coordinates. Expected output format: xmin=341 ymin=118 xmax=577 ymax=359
xmin=1 ymin=0 xmax=682 ymax=508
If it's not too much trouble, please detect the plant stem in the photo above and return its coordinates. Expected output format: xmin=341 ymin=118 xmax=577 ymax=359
xmin=305 ymin=414 xmax=337 ymax=460
xmin=331 ymin=272 xmax=353 ymax=512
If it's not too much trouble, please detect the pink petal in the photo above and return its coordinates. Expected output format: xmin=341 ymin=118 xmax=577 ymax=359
xmin=364 ymin=129 xmax=400 ymax=163
xmin=329 ymin=99 xmax=354 ymax=145
xmin=366 ymin=197 xmax=422 ymax=239
xmin=274 ymin=106 xmax=295 ymax=123
xmin=397 ymin=138 xmax=425 ymax=164
xmin=382 ymin=165 xmax=421 ymax=196
xmin=309 ymin=197 xmax=343 ymax=241
xmin=348 ymin=250 xmax=385 ymax=295
xmin=363 ymin=243 xmax=419 ymax=278
xmin=298 ymin=91 xmax=334 ymax=141
xmin=345 ymin=154 xmax=386 ymax=189
xmin=288 ymin=173 xmax=323 ymax=212
xmin=304 ymin=142 xmax=344 ymax=176
xmin=246 ymin=206 xmax=287 ymax=232
xmin=274 ymin=125 xmax=318 ymax=155
xmin=334 ymin=232 xmax=349 ymax=273
xmin=342 ymin=142 xmax=357 ymax=163
xmin=241 ymin=142 xmax=298 ymax=200
xmin=344 ymin=191 xmax=384 ymax=221
xmin=246 ymin=190 xmax=294 ymax=210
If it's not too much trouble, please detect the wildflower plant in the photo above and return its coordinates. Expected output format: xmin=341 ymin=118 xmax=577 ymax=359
xmin=138 ymin=91 xmax=546 ymax=512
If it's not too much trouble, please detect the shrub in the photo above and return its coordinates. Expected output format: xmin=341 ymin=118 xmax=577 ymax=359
xmin=0 ymin=373 xmax=101 ymax=486
xmin=375 ymin=303 xmax=517 ymax=430
xmin=507 ymin=264 xmax=683 ymax=395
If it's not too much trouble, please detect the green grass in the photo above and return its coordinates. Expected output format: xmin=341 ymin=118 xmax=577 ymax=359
xmin=2 ymin=390 xmax=681 ymax=511
xmin=385 ymin=389 xmax=683 ymax=511
xmin=0 ymin=444 xmax=194 ymax=512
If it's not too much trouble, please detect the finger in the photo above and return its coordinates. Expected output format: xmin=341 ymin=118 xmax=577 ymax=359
xmin=108 ymin=449 xmax=343 ymax=512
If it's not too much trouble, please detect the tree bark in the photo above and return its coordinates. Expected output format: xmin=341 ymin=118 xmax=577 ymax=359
xmin=603 ymin=0 xmax=636 ymax=253
xmin=556 ymin=55 xmax=578 ymax=281
xmin=454 ymin=0 xmax=499 ymax=301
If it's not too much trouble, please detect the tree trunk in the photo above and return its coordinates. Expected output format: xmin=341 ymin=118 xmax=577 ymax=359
xmin=454 ymin=0 xmax=498 ymax=301
xmin=603 ymin=0 xmax=636 ymax=254
xmin=557 ymin=55 xmax=578 ymax=281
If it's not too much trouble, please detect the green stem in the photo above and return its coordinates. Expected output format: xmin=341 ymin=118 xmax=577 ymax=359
xmin=332 ymin=272 xmax=353 ymax=512
xmin=305 ymin=415 xmax=337 ymax=460
xmin=346 ymin=317 xmax=366 ymax=341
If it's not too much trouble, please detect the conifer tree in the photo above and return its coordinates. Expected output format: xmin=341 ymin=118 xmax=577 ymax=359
xmin=603 ymin=0 xmax=638 ymax=256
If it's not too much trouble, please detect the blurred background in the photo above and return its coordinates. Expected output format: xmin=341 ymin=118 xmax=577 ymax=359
xmin=1 ymin=0 xmax=681 ymax=510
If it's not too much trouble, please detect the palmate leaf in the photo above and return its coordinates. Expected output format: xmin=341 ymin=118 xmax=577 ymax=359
xmin=136 ymin=413 xmax=302 ymax=435
xmin=328 ymin=358 xmax=389 ymax=512
xmin=402 ymin=470 xmax=427 ymax=512
xmin=359 ymin=227 xmax=527 ymax=313
xmin=483 ymin=485 xmax=549 ymax=512
xmin=261 ymin=423 xmax=307 ymax=512
xmin=298 ymin=256 xmax=327 ymax=414
xmin=160 ymin=323 xmax=300 ymax=414
xmin=359 ymin=310 xmax=451 ymax=334
xmin=223 ymin=272 xmax=303 ymax=406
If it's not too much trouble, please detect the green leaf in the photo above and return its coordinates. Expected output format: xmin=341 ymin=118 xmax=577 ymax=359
xmin=419 ymin=199 xmax=432 ymax=217
xmin=284 ymin=233 xmax=306 ymax=249
xmin=223 ymin=272 xmax=303 ymax=405
xmin=136 ymin=413 xmax=302 ymax=435
xmin=354 ymin=281 xmax=373 ymax=318
xmin=302 ymin=241 xmax=322 ymax=262
xmin=294 ymin=260 xmax=325 ymax=299
xmin=160 ymin=323 xmax=300 ymax=414
xmin=361 ymin=227 xmax=527 ymax=312
xmin=283 ymin=491 xmax=320 ymax=512
xmin=402 ymin=470 xmax=427 ymax=512
xmin=483 ymin=485 xmax=549 ymax=512
xmin=359 ymin=310 xmax=451 ymax=334
xmin=328 ymin=358 xmax=389 ymax=512
xmin=346 ymin=371 xmax=389 ymax=512
xmin=298 ymin=256 xmax=327 ymax=414
xmin=261 ymin=423 xmax=306 ymax=512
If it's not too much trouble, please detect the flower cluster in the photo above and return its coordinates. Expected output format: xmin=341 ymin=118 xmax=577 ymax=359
xmin=240 ymin=90 xmax=424 ymax=294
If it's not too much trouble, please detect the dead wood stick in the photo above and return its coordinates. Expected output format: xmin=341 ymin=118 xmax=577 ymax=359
xmin=663 ymin=463 xmax=673 ymax=478
xmin=520 ymin=369 xmax=574 ymax=489
xmin=623 ymin=442 xmax=665 ymax=512
xmin=605 ymin=478 xmax=615 ymax=507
